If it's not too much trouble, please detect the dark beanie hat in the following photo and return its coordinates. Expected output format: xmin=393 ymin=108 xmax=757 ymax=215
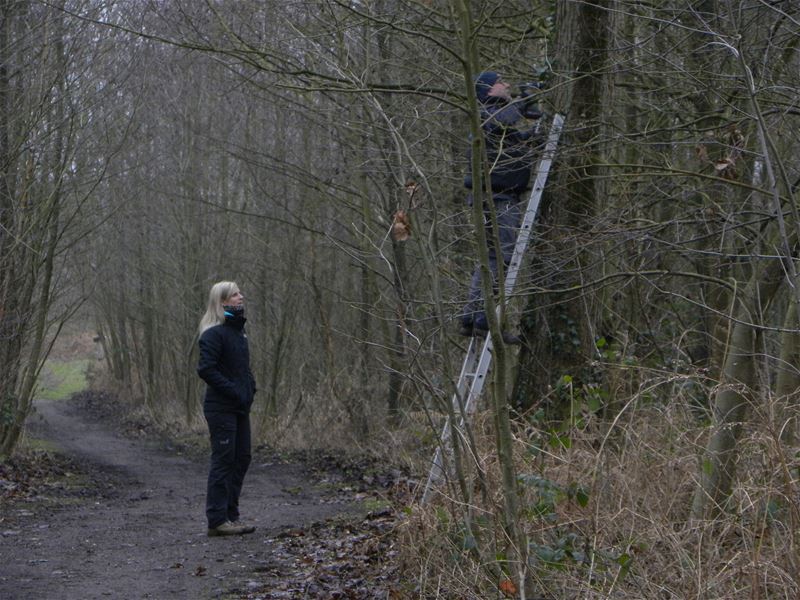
xmin=475 ymin=71 xmax=501 ymax=103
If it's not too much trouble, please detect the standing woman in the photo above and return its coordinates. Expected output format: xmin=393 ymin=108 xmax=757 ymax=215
xmin=197 ymin=281 xmax=257 ymax=537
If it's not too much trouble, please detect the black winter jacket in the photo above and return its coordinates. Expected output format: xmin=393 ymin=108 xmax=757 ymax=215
xmin=464 ymin=99 xmax=538 ymax=197
xmin=197 ymin=314 xmax=256 ymax=414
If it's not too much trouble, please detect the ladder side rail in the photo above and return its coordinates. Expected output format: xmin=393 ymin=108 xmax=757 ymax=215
xmin=461 ymin=338 xmax=494 ymax=416
xmin=453 ymin=336 xmax=481 ymax=398
xmin=439 ymin=336 xmax=482 ymax=454
xmin=421 ymin=440 xmax=446 ymax=504
xmin=422 ymin=336 xmax=495 ymax=503
xmin=503 ymin=113 xmax=565 ymax=295
xmin=421 ymin=337 xmax=483 ymax=502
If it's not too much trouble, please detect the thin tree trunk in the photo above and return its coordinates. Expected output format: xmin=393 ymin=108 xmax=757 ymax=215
xmin=691 ymin=257 xmax=785 ymax=519
xmin=774 ymin=299 xmax=799 ymax=444
xmin=0 ymin=0 xmax=68 ymax=456
xmin=450 ymin=0 xmax=524 ymax=588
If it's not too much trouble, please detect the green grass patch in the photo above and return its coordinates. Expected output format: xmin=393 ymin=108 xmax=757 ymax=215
xmin=362 ymin=497 xmax=392 ymax=513
xmin=19 ymin=435 xmax=61 ymax=454
xmin=37 ymin=359 xmax=91 ymax=400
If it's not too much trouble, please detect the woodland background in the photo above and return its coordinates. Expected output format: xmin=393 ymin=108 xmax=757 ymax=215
xmin=1 ymin=0 xmax=800 ymax=597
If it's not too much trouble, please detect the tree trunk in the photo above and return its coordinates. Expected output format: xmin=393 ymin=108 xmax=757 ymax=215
xmin=775 ymin=300 xmax=800 ymax=444
xmin=514 ymin=0 xmax=609 ymax=417
xmin=691 ymin=257 xmax=785 ymax=519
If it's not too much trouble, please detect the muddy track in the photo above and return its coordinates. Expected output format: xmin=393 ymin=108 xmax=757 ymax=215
xmin=0 ymin=397 xmax=353 ymax=599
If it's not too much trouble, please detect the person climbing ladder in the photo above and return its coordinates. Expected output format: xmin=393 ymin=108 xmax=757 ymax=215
xmin=458 ymin=71 xmax=543 ymax=345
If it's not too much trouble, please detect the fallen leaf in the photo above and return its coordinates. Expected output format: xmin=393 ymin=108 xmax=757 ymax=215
xmin=714 ymin=157 xmax=738 ymax=180
xmin=714 ymin=158 xmax=734 ymax=171
xmin=499 ymin=578 xmax=517 ymax=597
xmin=727 ymin=126 xmax=744 ymax=150
xmin=391 ymin=210 xmax=411 ymax=241
xmin=695 ymin=144 xmax=708 ymax=162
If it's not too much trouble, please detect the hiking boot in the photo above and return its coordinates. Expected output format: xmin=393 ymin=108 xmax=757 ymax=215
xmin=457 ymin=322 xmax=474 ymax=337
xmin=207 ymin=521 xmax=252 ymax=537
xmin=230 ymin=520 xmax=256 ymax=534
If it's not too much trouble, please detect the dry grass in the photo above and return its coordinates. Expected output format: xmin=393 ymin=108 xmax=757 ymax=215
xmin=398 ymin=395 xmax=800 ymax=599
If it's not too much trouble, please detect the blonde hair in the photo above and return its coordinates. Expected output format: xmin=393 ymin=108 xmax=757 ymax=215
xmin=198 ymin=281 xmax=240 ymax=334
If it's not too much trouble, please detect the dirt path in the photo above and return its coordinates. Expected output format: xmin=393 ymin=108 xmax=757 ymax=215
xmin=0 ymin=397 xmax=354 ymax=599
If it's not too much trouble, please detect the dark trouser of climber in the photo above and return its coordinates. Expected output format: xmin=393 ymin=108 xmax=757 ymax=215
xmin=459 ymin=193 xmax=521 ymax=344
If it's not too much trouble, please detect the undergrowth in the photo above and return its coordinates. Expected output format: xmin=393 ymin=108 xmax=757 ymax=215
xmin=398 ymin=400 xmax=800 ymax=599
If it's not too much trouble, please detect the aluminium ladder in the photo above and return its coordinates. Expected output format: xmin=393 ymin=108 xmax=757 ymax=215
xmin=421 ymin=113 xmax=565 ymax=505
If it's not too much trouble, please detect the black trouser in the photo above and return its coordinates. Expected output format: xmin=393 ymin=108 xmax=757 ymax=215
xmin=461 ymin=197 xmax=522 ymax=329
xmin=204 ymin=410 xmax=252 ymax=528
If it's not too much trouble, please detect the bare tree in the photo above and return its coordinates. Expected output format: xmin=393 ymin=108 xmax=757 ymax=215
xmin=0 ymin=0 xmax=103 ymax=456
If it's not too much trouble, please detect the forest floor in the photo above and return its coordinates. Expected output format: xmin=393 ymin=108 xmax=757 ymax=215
xmin=0 ymin=335 xmax=410 ymax=599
